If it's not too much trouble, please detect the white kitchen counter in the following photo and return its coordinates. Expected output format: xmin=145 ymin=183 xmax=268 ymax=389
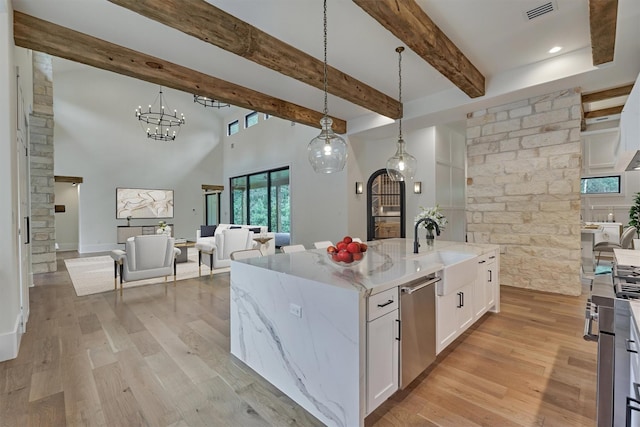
xmin=229 ymin=238 xmax=499 ymax=427
xmin=233 ymin=238 xmax=498 ymax=296
xmin=614 ymin=248 xmax=640 ymax=266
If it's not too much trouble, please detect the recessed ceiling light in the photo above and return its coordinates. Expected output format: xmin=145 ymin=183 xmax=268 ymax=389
xmin=549 ymin=46 xmax=562 ymax=54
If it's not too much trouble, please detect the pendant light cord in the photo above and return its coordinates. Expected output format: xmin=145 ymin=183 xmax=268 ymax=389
xmin=323 ymin=0 xmax=328 ymax=117
xmin=397 ymin=46 xmax=404 ymax=140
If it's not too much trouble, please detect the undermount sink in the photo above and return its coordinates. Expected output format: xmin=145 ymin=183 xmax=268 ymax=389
xmin=406 ymin=250 xmax=478 ymax=295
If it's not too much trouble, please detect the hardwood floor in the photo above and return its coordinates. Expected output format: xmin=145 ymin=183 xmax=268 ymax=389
xmin=0 ymin=252 xmax=596 ymax=427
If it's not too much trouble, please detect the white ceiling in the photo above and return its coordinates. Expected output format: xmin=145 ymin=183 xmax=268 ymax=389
xmin=11 ymin=0 xmax=640 ymax=138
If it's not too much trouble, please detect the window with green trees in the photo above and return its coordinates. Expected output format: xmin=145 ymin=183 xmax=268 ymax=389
xmin=230 ymin=167 xmax=290 ymax=232
xmin=580 ymin=176 xmax=621 ymax=194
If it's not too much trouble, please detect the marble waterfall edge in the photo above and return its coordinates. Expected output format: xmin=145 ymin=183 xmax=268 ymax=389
xmin=230 ymin=261 xmax=363 ymax=427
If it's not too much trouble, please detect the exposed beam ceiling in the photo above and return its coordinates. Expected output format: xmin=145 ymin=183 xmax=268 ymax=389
xmin=582 ymin=83 xmax=632 ymax=103
xmin=13 ymin=11 xmax=347 ymax=133
xmin=583 ymin=105 xmax=623 ymax=120
xmin=589 ymin=0 xmax=618 ymax=65
xmin=106 ymin=0 xmax=402 ymax=120
xmin=580 ymin=83 xmax=631 ymax=130
xmin=353 ymin=0 xmax=485 ymax=99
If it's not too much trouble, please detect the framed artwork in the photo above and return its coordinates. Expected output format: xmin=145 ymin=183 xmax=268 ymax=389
xmin=116 ymin=188 xmax=174 ymax=219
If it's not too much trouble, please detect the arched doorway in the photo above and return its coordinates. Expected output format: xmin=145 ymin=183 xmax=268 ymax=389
xmin=366 ymin=169 xmax=406 ymax=241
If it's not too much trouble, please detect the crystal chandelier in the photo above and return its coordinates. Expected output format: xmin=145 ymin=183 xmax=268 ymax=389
xmin=135 ymin=87 xmax=185 ymax=141
xmin=307 ymin=0 xmax=347 ymax=174
xmin=386 ymin=47 xmax=417 ymax=181
xmin=193 ymin=95 xmax=230 ymax=109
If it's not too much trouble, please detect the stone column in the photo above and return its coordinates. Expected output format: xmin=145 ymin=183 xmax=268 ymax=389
xmin=466 ymin=88 xmax=582 ymax=296
xmin=29 ymin=52 xmax=56 ymax=273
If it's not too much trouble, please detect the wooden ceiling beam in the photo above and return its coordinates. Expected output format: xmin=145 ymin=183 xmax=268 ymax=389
xmin=13 ymin=11 xmax=347 ymax=133
xmin=583 ymin=105 xmax=623 ymax=119
xmin=582 ymin=83 xmax=633 ymax=103
xmin=353 ymin=0 xmax=485 ymax=98
xmin=54 ymin=175 xmax=83 ymax=184
xmin=106 ymin=0 xmax=402 ymax=120
xmin=589 ymin=0 xmax=618 ymax=65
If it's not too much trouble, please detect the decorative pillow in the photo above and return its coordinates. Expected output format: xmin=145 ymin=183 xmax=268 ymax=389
xmin=200 ymin=225 xmax=217 ymax=237
xmin=249 ymin=227 xmax=262 ymax=234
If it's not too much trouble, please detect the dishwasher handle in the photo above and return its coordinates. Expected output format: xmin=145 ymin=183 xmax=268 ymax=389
xmin=400 ymin=276 xmax=441 ymax=294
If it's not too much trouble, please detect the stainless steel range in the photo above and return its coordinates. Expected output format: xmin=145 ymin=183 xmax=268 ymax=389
xmin=585 ymin=249 xmax=640 ymax=426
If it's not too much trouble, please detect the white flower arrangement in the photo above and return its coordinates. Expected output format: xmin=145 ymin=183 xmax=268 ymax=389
xmin=157 ymin=221 xmax=171 ymax=235
xmin=415 ymin=205 xmax=447 ymax=232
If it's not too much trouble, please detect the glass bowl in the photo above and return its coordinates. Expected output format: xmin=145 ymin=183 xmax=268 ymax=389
xmin=326 ymin=251 xmax=366 ymax=267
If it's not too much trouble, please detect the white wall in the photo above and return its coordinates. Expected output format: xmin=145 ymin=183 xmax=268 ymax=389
xmin=581 ymin=125 xmax=640 ymax=226
xmin=54 ymin=182 xmax=79 ymax=251
xmin=350 ymin=122 xmax=466 ymax=243
xmin=53 ymin=60 xmax=225 ymax=252
xmin=221 ymin=113 xmax=349 ymax=248
xmin=0 ymin=0 xmax=28 ymax=361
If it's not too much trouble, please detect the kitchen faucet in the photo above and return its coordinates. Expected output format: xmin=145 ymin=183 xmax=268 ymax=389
xmin=414 ymin=218 xmax=440 ymax=253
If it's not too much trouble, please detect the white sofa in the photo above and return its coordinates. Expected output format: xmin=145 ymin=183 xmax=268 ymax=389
xmin=195 ymin=224 xmax=276 ymax=275
xmin=196 ymin=224 xmax=276 ymax=256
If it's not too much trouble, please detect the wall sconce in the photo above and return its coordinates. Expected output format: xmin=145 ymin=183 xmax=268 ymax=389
xmin=413 ymin=181 xmax=422 ymax=194
xmin=355 ymin=182 xmax=364 ymax=194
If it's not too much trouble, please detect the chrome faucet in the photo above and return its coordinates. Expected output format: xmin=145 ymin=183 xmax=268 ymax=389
xmin=414 ymin=218 xmax=440 ymax=253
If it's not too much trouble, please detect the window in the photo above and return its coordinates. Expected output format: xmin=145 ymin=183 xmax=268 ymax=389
xmin=580 ymin=176 xmax=621 ymax=194
xmin=245 ymin=111 xmax=259 ymax=128
xmin=230 ymin=167 xmax=290 ymax=232
xmin=204 ymin=192 xmax=220 ymax=225
xmin=227 ymin=120 xmax=239 ymax=136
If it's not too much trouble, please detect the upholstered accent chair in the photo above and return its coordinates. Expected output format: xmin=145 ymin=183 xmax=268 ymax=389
xmin=196 ymin=228 xmax=255 ymax=275
xmin=594 ymin=226 xmax=637 ymax=265
xmin=281 ymin=244 xmax=306 ymax=253
xmin=230 ymin=249 xmax=263 ymax=260
xmin=110 ymin=234 xmax=181 ymax=295
xmin=313 ymin=241 xmax=333 ymax=249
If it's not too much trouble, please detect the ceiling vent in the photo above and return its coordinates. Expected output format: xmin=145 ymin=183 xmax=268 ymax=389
xmin=524 ymin=1 xmax=557 ymax=20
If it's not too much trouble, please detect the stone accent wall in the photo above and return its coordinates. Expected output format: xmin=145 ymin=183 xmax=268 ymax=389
xmin=466 ymin=88 xmax=582 ymax=296
xmin=29 ymin=53 xmax=56 ymax=274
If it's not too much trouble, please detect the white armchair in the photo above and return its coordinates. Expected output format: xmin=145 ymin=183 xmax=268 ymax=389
xmin=196 ymin=228 xmax=255 ymax=275
xmin=110 ymin=234 xmax=181 ymax=295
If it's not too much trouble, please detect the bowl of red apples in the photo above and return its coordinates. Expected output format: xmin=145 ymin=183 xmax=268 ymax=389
xmin=326 ymin=236 xmax=368 ymax=266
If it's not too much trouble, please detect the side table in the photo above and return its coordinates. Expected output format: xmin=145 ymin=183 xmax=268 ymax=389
xmin=174 ymin=239 xmax=196 ymax=263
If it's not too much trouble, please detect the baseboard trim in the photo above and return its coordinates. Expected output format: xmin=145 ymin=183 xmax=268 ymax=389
xmin=79 ymin=243 xmax=121 ymax=254
xmin=0 ymin=313 xmax=22 ymax=362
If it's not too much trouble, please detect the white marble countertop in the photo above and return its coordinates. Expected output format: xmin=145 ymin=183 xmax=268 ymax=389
xmin=234 ymin=238 xmax=499 ymax=296
xmin=614 ymin=248 xmax=640 ymax=266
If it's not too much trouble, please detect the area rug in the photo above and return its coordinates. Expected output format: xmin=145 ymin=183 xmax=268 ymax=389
xmin=65 ymin=248 xmax=229 ymax=296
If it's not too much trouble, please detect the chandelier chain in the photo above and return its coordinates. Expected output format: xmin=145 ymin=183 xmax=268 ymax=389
xmin=323 ymin=0 xmax=328 ymax=117
xmin=397 ymin=46 xmax=404 ymax=140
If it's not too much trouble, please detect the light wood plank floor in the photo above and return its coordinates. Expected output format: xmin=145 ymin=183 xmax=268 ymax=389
xmin=0 ymin=252 xmax=596 ymax=426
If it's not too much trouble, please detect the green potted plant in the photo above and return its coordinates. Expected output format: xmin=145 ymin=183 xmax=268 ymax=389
xmin=630 ymin=192 xmax=640 ymax=238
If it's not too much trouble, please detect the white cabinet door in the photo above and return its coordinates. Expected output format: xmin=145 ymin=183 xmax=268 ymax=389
xmin=486 ymin=253 xmax=498 ymax=310
xmin=436 ymin=281 xmax=474 ymax=354
xmin=436 ymin=290 xmax=459 ymax=353
xmin=475 ymin=251 xmax=498 ymax=319
xmin=474 ymin=255 xmax=489 ymax=319
xmin=457 ymin=282 xmax=474 ymax=331
xmin=366 ymin=309 xmax=399 ymax=414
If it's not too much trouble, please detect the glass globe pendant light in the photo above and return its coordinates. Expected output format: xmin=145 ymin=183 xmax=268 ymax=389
xmin=386 ymin=47 xmax=417 ymax=181
xmin=307 ymin=0 xmax=347 ymax=174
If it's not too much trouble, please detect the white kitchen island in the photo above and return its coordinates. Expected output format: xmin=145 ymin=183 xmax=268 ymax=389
xmin=230 ymin=238 xmax=500 ymax=427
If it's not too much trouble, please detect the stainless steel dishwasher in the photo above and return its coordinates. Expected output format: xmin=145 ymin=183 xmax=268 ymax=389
xmin=400 ymin=273 xmax=440 ymax=388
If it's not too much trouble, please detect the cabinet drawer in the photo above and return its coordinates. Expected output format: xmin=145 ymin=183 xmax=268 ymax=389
xmin=368 ymin=287 xmax=398 ymax=320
